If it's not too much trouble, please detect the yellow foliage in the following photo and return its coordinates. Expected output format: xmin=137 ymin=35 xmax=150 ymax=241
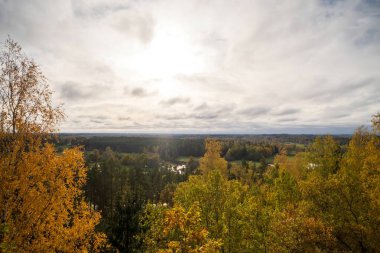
xmin=268 ymin=203 xmax=336 ymax=252
xmin=274 ymin=152 xmax=308 ymax=181
xmin=0 ymin=38 xmax=63 ymax=135
xmin=0 ymin=143 xmax=107 ymax=252
xmin=0 ymin=38 xmax=107 ymax=252
xmin=300 ymin=126 xmax=380 ymax=252
xmin=141 ymin=203 xmax=222 ymax=252
xmin=199 ymin=139 xmax=228 ymax=177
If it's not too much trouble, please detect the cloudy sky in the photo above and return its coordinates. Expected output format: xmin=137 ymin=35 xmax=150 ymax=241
xmin=1 ymin=0 xmax=379 ymax=134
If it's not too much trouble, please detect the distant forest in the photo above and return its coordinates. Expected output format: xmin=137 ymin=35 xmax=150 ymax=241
xmin=55 ymin=134 xmax=350 ymax=158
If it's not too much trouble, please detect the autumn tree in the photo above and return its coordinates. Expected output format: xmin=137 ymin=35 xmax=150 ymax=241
xmin=140 ymin=203 xmax=222 ymax=252
xmin=0 ymin=37 xmax=63 ymax=137
xmin=0 ymin=38 xmax=107 ymax=251
xmin=199 ymin=139 xmax=228 ymax=177
xmin=274 ymin=150 xmax=308 ymax=181
xmin=173 ymin=141 xmax=267 ymax=253
xmin=301 ymin=123 xmax=380 ymax=252
xmin=267 ymin=203 xmax=336 ymax=252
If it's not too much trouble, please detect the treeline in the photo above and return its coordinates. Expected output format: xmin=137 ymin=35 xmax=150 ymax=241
xmin=57 ymin=136 xmax=205 ymax=161
xmin=222 ymin=141 xmax=278 ymax=161
xmin=54 ymin=134 xmax=349 ymax=163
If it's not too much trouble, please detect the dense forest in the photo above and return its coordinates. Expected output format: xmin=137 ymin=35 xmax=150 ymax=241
xmin=1 ymin=39 xmax=380 ymax=252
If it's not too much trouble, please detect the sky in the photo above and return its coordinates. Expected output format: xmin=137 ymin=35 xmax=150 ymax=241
xmin=1 ymin=0 xmax=379 ymax=134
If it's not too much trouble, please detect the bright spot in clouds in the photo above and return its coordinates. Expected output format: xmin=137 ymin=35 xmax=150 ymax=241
xmin=134 ymin=29 xmax=204 ymax=78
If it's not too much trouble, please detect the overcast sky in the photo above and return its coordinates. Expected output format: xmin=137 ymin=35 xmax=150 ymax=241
xmin=1 ymin=0 xmax=379 ymax=134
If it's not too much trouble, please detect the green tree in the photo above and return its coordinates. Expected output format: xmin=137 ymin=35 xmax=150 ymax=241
xmin=173 ymin=141 xmax=262 ymax=252
xmin=306 ymin=136 xmax=341 ymax=177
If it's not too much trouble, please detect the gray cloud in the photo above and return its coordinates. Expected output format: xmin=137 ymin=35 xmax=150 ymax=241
xmin=131 ymin=88 xmax=145 ymax=96
xmin=194 ymin=102 xmax=209 ymax=111
xmin=71 ymin=0 xmax=131 ymax=19
xmin=118 ymin=116 xmax=131 ymax=121
xmin=160 ymin=97 xmax=191 ymax=106
xmin=112 ymin=11 xmax=155 ymax=44
xmin=61 ymin=82 xmax=91 ymax=101
xmin=273 ymin=108 xmax=300 ymax=116
xmin=130 ymin=87 xmax=153 ymax=97
xmin=158 ymin=112 xmax=219 ymax=121
xmin=77 ymin=114 xmax=109 ymax=120
xmin=304 ymin=78 xmax=378 ymax=102
xmin=60 ymin=81 xmax=109 ymax=101
xmin=193 ymin=113 xmax=219 ymax=120
xmin=238 ymin=107 xmax=271 ymax=117
xmin=277 ymin=117 xmax=298 ymax=122
xmin=176 ymin=74 xmax=238 ymax=93
xmin=90 ymin=119 xmax=105 ymax=124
